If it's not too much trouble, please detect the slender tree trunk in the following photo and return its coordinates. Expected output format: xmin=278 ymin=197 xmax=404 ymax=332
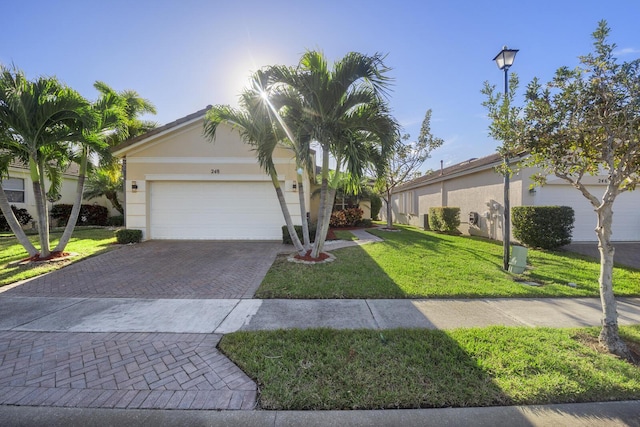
xmin=311 ymin=146 xmax=331 ymax=258
xmin=271 ymin=171 xmax=305 ymax=255
xmin=0 ymin=188 xmax=38 ymax=256
xmin=385 ymin=188 xmax=393 ymax=229
xmin=297 ymin=169 xmax=311 ymax=250
xmin=596 ymin=202 xmax=633 ymax=360
xmin=30 ymin=158 xmax=50 ymax=258
xmin=54 ymin=148 xmax=87 ymax=252
xmin=108 ymin=192 xmax=124 ymax=215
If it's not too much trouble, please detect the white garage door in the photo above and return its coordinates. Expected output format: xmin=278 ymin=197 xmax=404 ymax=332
xmin=150 ymin=181 xmax=284 ymax=240
xmin=535 ymin=186 xmax=640 ymax=242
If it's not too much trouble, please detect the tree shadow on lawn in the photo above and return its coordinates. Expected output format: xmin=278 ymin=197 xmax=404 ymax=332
xmin=221 ymin=328 xmax=516 ymax=411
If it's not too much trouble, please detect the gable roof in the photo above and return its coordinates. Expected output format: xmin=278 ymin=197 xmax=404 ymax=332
xmin=395 ymin=152 xmax=505 ymax=193
xmin=111 ymin=106 xmax=212 ymax=156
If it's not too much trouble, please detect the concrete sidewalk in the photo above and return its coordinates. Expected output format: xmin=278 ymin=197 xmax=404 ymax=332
xmin=2 ymin=296 xmax=640 ymax=334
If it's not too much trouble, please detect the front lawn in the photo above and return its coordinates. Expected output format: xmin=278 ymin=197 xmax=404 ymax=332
xmin=0 ymin=227 xmax=118 ymax=286
xmin=219 ymin=325 xmax=640 ymax=410
xmin=256 ymin=226 xmax=640 ymax=298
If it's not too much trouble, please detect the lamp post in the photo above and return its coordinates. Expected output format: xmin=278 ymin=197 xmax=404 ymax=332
xmin=493 ymin=46 xmax=518 ymax=271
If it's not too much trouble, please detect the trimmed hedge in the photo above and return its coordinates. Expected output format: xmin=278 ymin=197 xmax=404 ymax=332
xmin=282 ymin=223 xmax=318 ymax=245
xmin=0 ymin=205 xmax=33 ymax=231
xmin=512 ymin=206 xmax=575 ymax=249
xmin=106 ymin=215 xmax=124 ymax=226
xmin=51 ymin=204 xmax=109 ymax=226
xmin=428 ymin=207 xmax=461 ymax=232
xmin=370 ymin=195 xmax=382 ymax=221
xmin=115 ymin=229 xmax=142 ymax=244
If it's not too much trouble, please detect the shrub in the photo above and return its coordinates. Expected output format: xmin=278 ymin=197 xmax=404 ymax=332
xmin=115 ymin=229 xmax=142 ymax=244
xmin=428 ymin=207 xmax=461 ymax=232
xmin=356 ymin=218 xmax=372 ymax=228
xmin=51 ymin=204 xmax=109 ymax=226
xmin=330 ymin=208 xmax=363 ymax=228
xmin=0 ymin=205 xmax=33 ymax=231
xmin=106 ymin=215 xmax=124 ymax=227
xmin=282 ymin=223 xmax=318 ymax=245
xmin=512 ymin=206 xmax=574 ymax=249
xmin=370 ymin=195 xmax=382 ymax=221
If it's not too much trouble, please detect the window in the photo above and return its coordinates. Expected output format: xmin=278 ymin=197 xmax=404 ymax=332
xmin=2 ymin=178 xmax=25 ymax=203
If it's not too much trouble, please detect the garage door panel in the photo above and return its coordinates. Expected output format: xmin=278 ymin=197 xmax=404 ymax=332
xmin=150 ymin=181 xmax=284 ymax=240
xmin=535 ymin=186 xmax=640 ymax=242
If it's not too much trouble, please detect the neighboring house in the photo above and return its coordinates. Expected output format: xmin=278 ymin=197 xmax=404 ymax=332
xmin=112 ymin=107 xmax=309 ymax=241
xmin=2 ymin=162 xmax=115 ymax=226
xmin=386 ymin=153 xmax=640 ymax=242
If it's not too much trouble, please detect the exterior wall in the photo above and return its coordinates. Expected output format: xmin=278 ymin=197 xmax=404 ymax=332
xmin=3 ymin=166 xmax=113 ymax=227
xmin=389 ymin=166 xmax=530 ymax=242
xmin=120 ymin=119 xmax=307 ymax=239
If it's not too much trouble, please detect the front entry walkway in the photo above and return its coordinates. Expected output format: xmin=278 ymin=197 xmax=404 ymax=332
xmin=3 ymin=241 xmax=285 ymax=299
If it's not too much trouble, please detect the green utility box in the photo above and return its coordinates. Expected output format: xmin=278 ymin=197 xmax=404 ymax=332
xmin=508 ymin=245 xmax=528 ymax=274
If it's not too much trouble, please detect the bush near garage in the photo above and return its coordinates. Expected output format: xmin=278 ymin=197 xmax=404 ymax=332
xmin=115 ymin=229 xmax=142 ymax=244
xmin=0 ymin=205 xmax=33 ymax=231
xmin=282 ymin=223 xmax=318 ymax=244
xmin=51 ymin=204 xmax=109 ymax=226
xmin=428 ymin=207 xmax=461 ymax=233
xmin=512 ymin=206 xmax=575 ymax=249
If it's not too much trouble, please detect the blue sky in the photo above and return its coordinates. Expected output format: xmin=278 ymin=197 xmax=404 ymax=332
xmin=3 ymin=0 xmax=639 ymax=172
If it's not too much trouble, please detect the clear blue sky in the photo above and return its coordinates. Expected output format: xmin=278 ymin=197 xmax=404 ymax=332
xmin=3 ymin=0 xmax=639 ymax=172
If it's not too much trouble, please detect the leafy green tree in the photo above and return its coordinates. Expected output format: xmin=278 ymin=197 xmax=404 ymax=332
xmin=375 ymin=110 xmax=443 ymax=229
xmin=204 ymin=81 xmax=307 ymax=256
xmin=0 ymin=66 xmax=89 ymax=258
xmin=485 ymin=21 xmax=640 ymax=359
xmin=266 ymin=51 xmax=398 ymax=258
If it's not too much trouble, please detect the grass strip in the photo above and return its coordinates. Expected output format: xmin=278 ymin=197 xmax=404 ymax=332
xmin=219 ymin=326 xmax=640 ymax=410
xmin=256 ymin=226 xmax=640 ymax=298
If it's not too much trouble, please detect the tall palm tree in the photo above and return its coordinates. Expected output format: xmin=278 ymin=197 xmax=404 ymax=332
xmin=204 ymin=81 xmax=307 ymax=256
xmin=0 ymin=66 xmax=89 ymax=258
xmin=265 ymin=51 xmax=397 ymax=258
xmin=53 ymin=89 xmax=127 ymax=252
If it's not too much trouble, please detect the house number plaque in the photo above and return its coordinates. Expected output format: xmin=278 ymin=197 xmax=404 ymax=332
xmin=211 ymin=169 xmax=220 ymax=174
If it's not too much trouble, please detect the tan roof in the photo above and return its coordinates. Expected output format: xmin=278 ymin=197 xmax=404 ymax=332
xmin=111 ymin=106 xmax=212 ymax=155
xmin=395 ymin=152 xmax=505 ymax=192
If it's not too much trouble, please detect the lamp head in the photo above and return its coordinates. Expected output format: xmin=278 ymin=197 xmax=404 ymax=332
xmin=493 ymin=46 xmax=519 ymax=70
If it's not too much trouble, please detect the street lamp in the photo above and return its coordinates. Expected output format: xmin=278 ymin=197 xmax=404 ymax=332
xmin=493 ymin=46 xmax=518 ymax=271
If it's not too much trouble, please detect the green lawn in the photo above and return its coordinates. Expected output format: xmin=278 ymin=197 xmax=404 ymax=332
xmin=0 ymin=227 xmax=118 ymax=286
xmin=219 ymin=325 xmax=640 ymax=410
xmin=256 ymin=226 xmax=640 ymax=299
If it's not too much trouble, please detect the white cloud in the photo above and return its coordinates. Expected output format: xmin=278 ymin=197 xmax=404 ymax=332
xmin=614 ymin=47 xmax=640 ymax=56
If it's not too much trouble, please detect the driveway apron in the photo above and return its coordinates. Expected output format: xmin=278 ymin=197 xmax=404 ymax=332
xmin=0 ymin=241 xmax=285 ymax=411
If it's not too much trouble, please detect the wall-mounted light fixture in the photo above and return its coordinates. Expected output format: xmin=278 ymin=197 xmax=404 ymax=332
xmin=132 ymin=181 xmax=138 ymax=192
xmin=292 ymin=181 xmax=297 ymax=190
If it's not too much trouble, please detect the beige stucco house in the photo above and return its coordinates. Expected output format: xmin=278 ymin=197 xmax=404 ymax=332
xmin=2 ymin=163 xmax=115 ymax=226
xmin=112 ymin=107 xmax=309 ymax=240
xmin=387 ymin=153 xmax=640 ymax=242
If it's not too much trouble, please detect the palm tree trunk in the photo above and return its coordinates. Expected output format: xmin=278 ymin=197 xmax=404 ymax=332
xmin=311 ymin=147 xmax=331 ymax=258
xmin=54 ymin=148 xmax=87 ymax=252
xmin=270 ymin=171 xmax=305 ymax=255
xmin=596 ymin=202 xmax=633 ymax=360
xmin=30 ymin=158 xmax=50 ymax=258
xmin=297 ymin=169 xmax=311 ymax=250
xmin=0 ymin=188 xmax=38 ymax=257
xmin=108 ymin=192 xmax=124 ymax=215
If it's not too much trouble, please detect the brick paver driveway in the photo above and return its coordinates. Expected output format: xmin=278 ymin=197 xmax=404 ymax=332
xmin=4 ymin=240 xmax=285 ymax=299
xmin=0 ymin=240 xmax=287 ymax=411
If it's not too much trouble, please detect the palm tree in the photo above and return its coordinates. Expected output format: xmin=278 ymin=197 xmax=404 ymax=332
xmin=0 ymin=66 xmax=89 ymax=258
xmin=265 ymin=51 xmax=397 ymax=258
xmin=83 ymin=162 xmax=124 ymax=214
xmin=204 ymin=80 xmax=307 ymax=256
